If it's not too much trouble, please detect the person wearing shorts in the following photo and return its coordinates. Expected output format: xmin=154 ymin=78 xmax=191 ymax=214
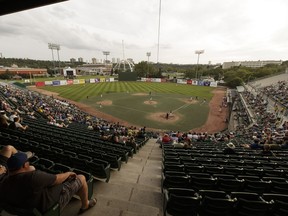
xmin=0 ymin=152 xmax=96 ymax=214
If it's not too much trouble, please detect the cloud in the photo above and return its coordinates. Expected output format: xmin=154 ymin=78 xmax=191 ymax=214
xmin=0 ymin=0 xmax=288 ymax=64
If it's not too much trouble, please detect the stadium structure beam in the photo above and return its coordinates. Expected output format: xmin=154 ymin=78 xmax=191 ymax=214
xmin=0 ymin=0 xmax=69 ymax=16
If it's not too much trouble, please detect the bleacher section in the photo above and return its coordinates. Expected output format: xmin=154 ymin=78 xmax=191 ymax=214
xmin=0 ymin=117 xmax=148 ymax=183
xmin=162 ymin=142 xmax=288 ymax=216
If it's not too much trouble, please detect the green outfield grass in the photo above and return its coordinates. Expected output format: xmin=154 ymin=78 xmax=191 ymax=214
xmin=40 ymin=82 xmax=214 ymax=131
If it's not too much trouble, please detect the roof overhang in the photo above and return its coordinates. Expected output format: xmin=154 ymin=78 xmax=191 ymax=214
xmin=0 ymin=0 xmax=68 ymax=16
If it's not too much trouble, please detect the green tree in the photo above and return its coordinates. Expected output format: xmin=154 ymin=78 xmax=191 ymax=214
xmin=134 ymin=61 xmax=155 ymax=77
xmin=226 ymin=77 xmax=243 ymax=88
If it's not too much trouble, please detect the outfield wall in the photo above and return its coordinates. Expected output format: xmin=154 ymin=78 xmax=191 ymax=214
xmin=35 ymin=77 xmax=115 ymax=87
xmin=35 ymin=77 xmax=217 ymax=87
xmin=141 ymin=78 xmax=218 ymax=87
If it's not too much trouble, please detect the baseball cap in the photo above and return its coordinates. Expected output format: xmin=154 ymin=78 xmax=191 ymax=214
xmin=226 ymin=142 xmax=235 ymax=149
xmin=7 ymin=152 xmax=32 ymax=171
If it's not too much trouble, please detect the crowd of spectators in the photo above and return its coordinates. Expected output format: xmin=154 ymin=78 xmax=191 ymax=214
xmin=0 ymin=84 xmax=147 ymax=144
xmin=261 ymin=81 xmax=288 ymax=109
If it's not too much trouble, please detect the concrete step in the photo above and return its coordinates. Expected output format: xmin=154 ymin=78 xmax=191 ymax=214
xmin=62 ymin=194 xmax=161 ymax=216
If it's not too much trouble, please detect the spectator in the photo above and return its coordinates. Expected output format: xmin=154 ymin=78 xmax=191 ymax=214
xmin=8 ymin=117 xmax=28 ymax=131
xmin=0 ymin=145 xmax=33 ymax=181
xmin=0 ymin=152 xmax=97 ymax=214
xmin=223 ymin=142 xmax=237 ymax=154
xmin=242 ymin=139 xmax=263 ymax=150
xmin=0 ymin=113 xmax=9 ymax=128
xmin=161 ymin=134 xmax=172 ymax=145
xmin=9 ymin=111 xmax=19 ymax=122
xmin=261 ymin=144 xmax=273 ymax=156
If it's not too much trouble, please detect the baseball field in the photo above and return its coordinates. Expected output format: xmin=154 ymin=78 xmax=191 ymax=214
xmin=36 ymin=82 xmax=227 ymax=132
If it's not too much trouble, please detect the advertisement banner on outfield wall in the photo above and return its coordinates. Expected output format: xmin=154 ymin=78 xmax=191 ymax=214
xmin=192 ymin=80 xmax=198 ymax=85
xmin=197 ymin=81 xmax=204 ymax=86
xmin=45 ymin=81 xmax=53 ymax=86
xmin=209 ymin=82 xmax=218 ymax=87
xmin=151 ymin=78 xmax=160 ymax=82
xmin=177 ymin=79 xmax=186 ymax=84
xmin=73 ymin=79 xmax=80 ymax=84
xmin=187 ymin=79 xmax=192 ymax=85
xmin=52 ymin=80 xmax=60 ymax=86
xmin=35 ymin=82 xmax=45 ymax=87
xmin=90 ymin=79 xmax=95 ymax=83
xmin=67 ymin=80 xmax=73 ymax=85
xmin=79 ymin=79 xmax=85 ymax=84
xmin=203 ymin=81 xmax=210 ymax=86
xmin=60 ymin=80 xmax=67 ymax=85
xmin=161 ymin=78 xmax=166 ymax=82
xmin=85 ymin=79 xmax=90 ymax=83
xmin=95 ymin=78 xmax=100 ymax=83
xmin=110 ymin=78 xmax=115 ymax=82
xmin=105 ymin=78 xmax=110 ymax=82
xmin=100 ymin=78 xmax=105 ymax=82
xmin=141 ymin=78 xmax=146 ymax=82
xmin=146 ymin=78 xmax=151 ymax=82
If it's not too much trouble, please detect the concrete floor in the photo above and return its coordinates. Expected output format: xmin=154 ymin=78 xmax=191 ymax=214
xmin=62 ymin=138 xmax=163 ymax=216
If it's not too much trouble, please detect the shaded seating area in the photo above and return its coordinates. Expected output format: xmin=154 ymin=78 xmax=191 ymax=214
xmin=162 ymin=142 xmax=288 ymax=216
xmin=0 ymin=115 xmax=149 ymax=182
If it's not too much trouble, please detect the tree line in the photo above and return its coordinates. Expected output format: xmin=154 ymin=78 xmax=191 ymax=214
xmin=0 ymin=57 xmax=287 ymax=88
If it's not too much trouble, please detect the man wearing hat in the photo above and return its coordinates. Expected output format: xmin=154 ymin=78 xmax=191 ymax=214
xmin=0 ymin=152 xmax=97 ymax=214
xmin=0 ymin=145 xmax=33 ymax=181
xmin=223 ymin=142 xmax=237 ymax=154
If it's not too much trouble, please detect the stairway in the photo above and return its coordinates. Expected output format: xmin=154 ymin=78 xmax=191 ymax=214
xmin=62 ymin=138 xmax=163 ymax=216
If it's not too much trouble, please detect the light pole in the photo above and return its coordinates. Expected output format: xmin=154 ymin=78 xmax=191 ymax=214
xmin=195 ymin=50 xmax=204 ymax=80
xmin=146 ymin=52 xmax=151 ymax=77
xmin=56 ymin=46 xmax=61 ymax=74
xmin=103 ymin=51 xmax=110 ymax=75
xmin=48 ymin=43 xmax=60 ymax=75
xmin=103 ymin=51 xmax=110 ymax=64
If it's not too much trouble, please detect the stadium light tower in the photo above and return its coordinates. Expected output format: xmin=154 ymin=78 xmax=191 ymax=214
xmin=48 ymin=43 xmax=61 ymax=75
xmin=195 ymin=50 xmax=204 ymax=80
xmin=146 ymin=52 xmax=151 ymax=77
xmin=103 ymin=51 xmax=110 ymax=64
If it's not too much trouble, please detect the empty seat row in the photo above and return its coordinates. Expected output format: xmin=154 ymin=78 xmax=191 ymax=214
xmin=164 ymin=188 xmax=288 ymax=216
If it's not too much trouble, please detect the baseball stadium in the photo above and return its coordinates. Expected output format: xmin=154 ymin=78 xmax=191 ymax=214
xmin=1 ymin=1 xmax=288 ymax=216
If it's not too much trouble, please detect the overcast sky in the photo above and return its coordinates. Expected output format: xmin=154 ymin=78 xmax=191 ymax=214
xmin=0 ymin=0 xmax=287 ymax=64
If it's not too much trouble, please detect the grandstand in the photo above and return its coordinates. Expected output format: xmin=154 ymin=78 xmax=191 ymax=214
xmin=0 ymin=72 xmax=288 ymax=215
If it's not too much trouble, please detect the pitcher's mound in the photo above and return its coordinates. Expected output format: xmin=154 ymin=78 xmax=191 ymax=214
xmin=146 ymin=112 xmax=180 ymax=123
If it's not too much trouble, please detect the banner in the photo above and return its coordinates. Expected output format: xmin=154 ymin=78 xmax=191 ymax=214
xmin=44 ymin=81 xmax=53 ymax=86
xmin=35 ymin=82 xmax=45 ymax=87
xmin=52 ymin=80 xmax=60 ymax=86
xmin=177 ymin=79 xmax=186 ymax=84
xmin=90 ymin=79 xmax=96 ymax=83
xmin=67 ymin=80 xmax=73 ymax=85
xmin=187 ymin=79 xmax=192 ymax=85
xmin=209 ymin=82 xmax=218 ymax=87
xmin=79 ymin=79 xmax=85 ymax=84
xmin=73 ymin=79 xmax=80 ymax=84
xmin=60 ymin=80 xmax=67 ymax=85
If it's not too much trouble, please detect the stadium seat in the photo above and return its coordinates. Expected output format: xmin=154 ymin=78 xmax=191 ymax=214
xmin=86 ymin=159 xmax=111 ymax=182
xmin=163 ymin=188 xmax=200 ymax=216
xmin=2 ymin=202 xmax=60 ymax=216
xmin=199 ymin=195 xmax=236 ymax=216
xmin=73 ymin=169 xmax=94 ymax=200
xmin=217 ymin=178 xmax=244 ymax=193
xmin=162 ymin=175 xmax=190 ymax=192
xmin=234 ymin=198 xmax=272 ymax=216
xmin=190 ymin=176 xmax=217 ymax=191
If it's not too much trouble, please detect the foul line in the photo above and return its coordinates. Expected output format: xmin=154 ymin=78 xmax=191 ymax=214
xmin=173 ymin=103 xmax=192 ymax=112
